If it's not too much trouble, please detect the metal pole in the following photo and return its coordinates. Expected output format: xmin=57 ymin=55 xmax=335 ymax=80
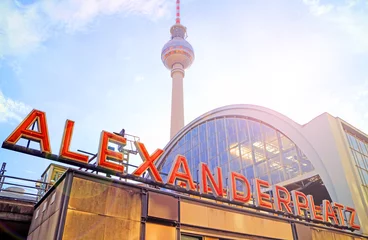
xmin=26 ymin=121 xmax=36 ymax=149
xmin=0 ymin=162 xmax=6 ymax=191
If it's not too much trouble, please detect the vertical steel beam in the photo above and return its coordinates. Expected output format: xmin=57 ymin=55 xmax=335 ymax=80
xmin=140 ymin=189 xmax=148 ymax=240
xmin=176 ymin=196 xmax=181 ymax=240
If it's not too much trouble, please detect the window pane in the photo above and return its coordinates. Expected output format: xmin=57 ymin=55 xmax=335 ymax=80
xmin=216 ymin=118 xmax=226 ymax=154
xmin=245 ymin=166 xmax=254 ymax=181
xmin=262 ymin=124 xmax=280 ymax=157
xmin=226 ymin=118 xmax=238 ymax=146
xmin=358 ymin=140 xmax=368 ymax=156
xmin=255 ymin=161 xmax=268 ymax=177
xmin=178 ymin=136 xmax=185 ymax=147
xmin=249 ymin=121 xmax=266 ymax=163
xmin=350 ymin=135 xmax=359 ymax=151
xmin=253 ymin=144 xmax=266 ymax=162
xmin=298 ymin=147 xmax=314 ymax=173
xmin=199 ymin=150 xmax=208 ymax=164
xmin=240 ymin=141 xmax=253 ymax=166
xmin=207 ymin=121 xmax=217 ymax=159
xmin=280 ymin=134 xmax=294 ymax=151
xmin=360 ymin=169 xmax=368 ymax=185
xmin=185 ymin=131 xmax=191 ymax=142
xmin=249 ymin=121 xmax=262 ymax=142
xmin=346 ymin=134 xmax=354 ymax=147
xmin=270 ymin=168 xmax=285 ymax=184
xmin=230 ymin=158 xmax=241 ymax=172
xmin=283 ymin=148 xmax=300 ymax=179
xmin=268 ymin=155 xmax=282 ymax=171
xmin=162 ymin=161 xmax=171 ymax=174
xmin=181 ymin=235 xmax=202 ymax=240
xmin=363 ymin=156 xmax=368 ymax=170
xmin=237 ymin=119 xmax=249 ymax=143
xmin=221 ymin=164 xmax=229 ymax=186
xmin=192 ymin=146 xmax=199 ymax=170
xmin=260 ymin=174 xmax=269 ymax=182
xmin=219 ymin=151 xmax=228 ymax=166
xmin=359 ymin=152 xmax=366 ymax=168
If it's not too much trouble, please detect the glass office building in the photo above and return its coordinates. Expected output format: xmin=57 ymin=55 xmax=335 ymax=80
xmin=157 ymin=104 xmax=368 ymax=234
xmin=160 ymin=117 xmax=315 ymax=187
xmin=345 ymin=131 xmax=368 ymax=198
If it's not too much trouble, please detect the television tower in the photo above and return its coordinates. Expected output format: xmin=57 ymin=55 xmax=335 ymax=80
xmin=161 ymin=0 xmax=195 ymax=139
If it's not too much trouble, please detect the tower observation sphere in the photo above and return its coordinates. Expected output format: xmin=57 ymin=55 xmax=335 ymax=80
xmin=161 ymin=24 xmax=195 ymax=70
xmin=162 ymin=0 xmax=195 ymax=139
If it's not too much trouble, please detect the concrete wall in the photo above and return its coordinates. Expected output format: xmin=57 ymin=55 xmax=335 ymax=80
xmin=27 ymin=178 xmax=65 ymax=240
xmin=62 ymin=177 xmax=141 ymax=240
xmin=26 ymin=170 xmax=368 ymax=240
xmin=0 ymin=197 xmax=34 ymax=239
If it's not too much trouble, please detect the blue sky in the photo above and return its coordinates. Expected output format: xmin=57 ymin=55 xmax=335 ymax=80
xmin=0 ymin=0 xmax=367 ymax=182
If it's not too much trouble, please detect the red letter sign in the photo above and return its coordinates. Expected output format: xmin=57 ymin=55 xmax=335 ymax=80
xmin=291 ymin=190 xmax=309 ymax=217
xmin=97 ymin=131 xmax=126 ymax=172
xmin=322 ymin=200 xmax=339 ymax=225
xmin=253 ymin=178 xmax=273 ymax=209
xmin=167 ymin=155 xmax=195 ymax=191
xmin=272 ymin=185 xmax=292 ymax=214
xmin=345 ymin=207 xmax=360 ymax=231
xmin=132 ymin=142 xmax=164 ymax=183
xmin=307 ymin=195 xmax=323 ymax=222
xmin=199 ymin=163 xmax=223 ymax=197
xmin=59 ymin=120 xmax=89 ymax=163
xmin=332 ymin=203 xmax=346 ymax=226
xmin=5 ymin=109 xmax=51 ymax=153
xmin=230 ymin=172 xmax=251 ymax=203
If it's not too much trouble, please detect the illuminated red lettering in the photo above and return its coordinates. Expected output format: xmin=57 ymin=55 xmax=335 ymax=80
xmin=132 ymin=142 xmax=164 ymax=183
xmin=307 ymin=195 xmax=323 ymax=222
xmin=332 ymin=203 xmax=345 ymax=226
xmin=253 ymin=178 xmax=273 ymax=209
xmin=5 ymin=109 xmax=51 ymax=153
xmin=322 ymin=200 xmax=339 ymax=225
xmin=199 ymin=163 xmax=223 ymax=197
xmin=59 ymin=120 xmax=89 ymax=163
xmin=345 ymin=207 xmax=360 ymax=231
xmin=167 ymin=155 xmax=195 ymax=191
xmin=229 ymin=172 xmax=251 ymax=203
xmin=97 ymin=131 xmax=126 ymax=172
xmin=291 ymin=190 xmax=309 ymax=217
xmin=273 ymin=185 xmax=292 ymax=214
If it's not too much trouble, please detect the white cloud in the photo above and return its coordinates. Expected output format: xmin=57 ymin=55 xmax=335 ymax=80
xmin=302 ymin=0 xmax=368 ymax=52
xmin=303 ymin=0 xmax=334 ymax=15
xmin=24 ymin=170 xmax=37 ymax=174
xmin=0 ymin=90 xmax=32 ymax=123
xmin=134 ymin=75 xmax=144 ymax=82
xmin=0 ymin=0 xmax=171 ymax=58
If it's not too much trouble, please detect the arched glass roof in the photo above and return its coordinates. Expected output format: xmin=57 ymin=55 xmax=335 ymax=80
xmin=159 ymin=116 xmax=315 ymax=187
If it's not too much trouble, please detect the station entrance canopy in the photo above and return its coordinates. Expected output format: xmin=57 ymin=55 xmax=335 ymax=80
xmin=1 ymin=109 xmax=362 ymax=232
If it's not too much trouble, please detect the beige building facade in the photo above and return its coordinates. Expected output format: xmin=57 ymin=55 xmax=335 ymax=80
xmin=27 ymin=169 xmax=367 ymax=240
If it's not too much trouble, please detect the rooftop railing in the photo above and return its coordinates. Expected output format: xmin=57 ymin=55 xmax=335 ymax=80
xmin=0 ymin=174 xmax=50 ymax=203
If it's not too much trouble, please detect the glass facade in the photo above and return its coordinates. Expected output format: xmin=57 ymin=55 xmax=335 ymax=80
xmin=345 ymin=132 xmax=368 ymax=198
xmin=159 ymin=117 xmax=315 ymax=188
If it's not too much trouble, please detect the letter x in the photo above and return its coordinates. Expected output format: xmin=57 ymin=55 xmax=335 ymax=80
xmin=132 ymin=142 xmax=164 ymax=183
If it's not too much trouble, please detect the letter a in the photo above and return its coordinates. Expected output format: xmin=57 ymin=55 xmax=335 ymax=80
xmin=5 ymin=109 xmax=51 ymax=153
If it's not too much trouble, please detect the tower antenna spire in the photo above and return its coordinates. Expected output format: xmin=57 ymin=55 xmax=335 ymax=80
xmin=176 ymin=0 xmax=181 ymax=24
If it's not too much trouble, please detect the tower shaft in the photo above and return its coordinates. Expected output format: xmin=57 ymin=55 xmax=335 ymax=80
xmin=170 ymin=63 xmax=185 ymax=139
xmin=162 ymin=0 xmax=194 ymax=139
